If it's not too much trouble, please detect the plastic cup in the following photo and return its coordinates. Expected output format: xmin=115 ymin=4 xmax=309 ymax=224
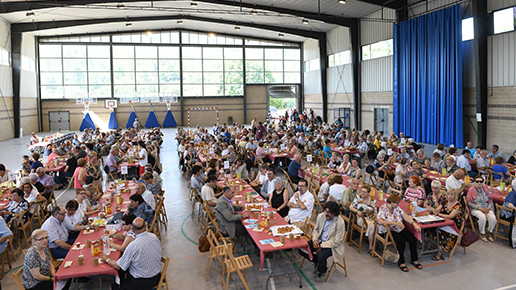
xmin=289 ymin=234 xmax=294 ymax=241
xmin=280 ymin=236 xmax=285 ymax=243
xmin=95 ymin=224 xmax=100 ymax=231
xmin=93 ymin=257 xmax=99 ymax=266
xmin=257 ymin=223 xmax=262 ymax=230
xmin=86 ymin=240 xmax=91 ymax=247
xmin=78 ymin=255 xmax=84 ymax=265
xmin=75 ymin=242 xmax=81 ymax=249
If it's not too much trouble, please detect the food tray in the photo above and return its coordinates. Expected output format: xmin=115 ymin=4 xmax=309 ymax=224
xmin=270 ymin=225 xmax=303 ymax=236
xmin=245 ymin=203 xmax=263 ymax=211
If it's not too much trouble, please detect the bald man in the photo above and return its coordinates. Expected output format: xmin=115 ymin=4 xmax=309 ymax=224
xmin=102 ymin=218 xmax=162 ymax=289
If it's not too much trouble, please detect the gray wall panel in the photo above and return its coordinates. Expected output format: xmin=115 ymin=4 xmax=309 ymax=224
xmin=361 ymin=56 xmax=393 ymax=92
xmin=327 ymin=64 xmax=353 ymax=94
xmin=361 ymin=9 xmax=395 ymax=45
xmin=327 ymin=26 xmax=350 ymax=55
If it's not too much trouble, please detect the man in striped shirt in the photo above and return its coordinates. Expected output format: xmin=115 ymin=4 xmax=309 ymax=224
xmin=103 ymin=217 xmax=162 ymax=289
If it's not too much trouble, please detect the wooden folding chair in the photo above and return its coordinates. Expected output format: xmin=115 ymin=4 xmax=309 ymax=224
xmin=205 ymin=228 xmax=229 ymax=281
xmin=494 ymin=204 xmax=515 ymax=242
xmin=17 ymin=208 xmax=33 ymax=248
xmin=282 ymin=169 xmax=297 ymax=192
xmin=348 ymin=212 xmax=368 ymax=253
xmin=0 ymin=239 xmax=13 ymax=280
xmin=222 ymin=244 xmax=253 ymax=290
xmin=297 ymin=217 xmax=316 ymax=270
xmin=364 ymin=171 xmax=378 ymax=188
xmin=155 ymin=257 xmax=170 ymax=290
xmin=387 ymin=186 xmax=403 ymax=196
xmin=325 ymin=254 xmax=348 ymax=282
xmin=149 ymin=209 xmax=162 ymax=241
xmin=12 ymin=267 xmax=25 ymax=290
xmin=371 ymin=220 xmax=397 ymax=267
xmin=462 ymin=196 xmax=478 ymax=232
xmin=377 ymin=169 xmax=393 ymax=191
xmin=448 ymin=219 xmax=466 ymax=258
xmin=155 ymin=194 xmax=168 ymax=231
xmin=339 ymin=207 xmax=352 ymax=244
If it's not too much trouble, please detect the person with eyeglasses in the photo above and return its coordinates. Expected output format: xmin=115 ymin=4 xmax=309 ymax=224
xmin=287 ymin=179 xmax=314 ymax=228
xmin=423 ymin=180 xmax=446 ymax=215
xmin=259 ymin=168 xmax=277 ymax=199
xmin=467 ymin=177 xmax=497 ymax=242
xmin=22 ymin=229 xmax=55 ymax=290
xmin=41 ymin=206 xmax=80 ymax=259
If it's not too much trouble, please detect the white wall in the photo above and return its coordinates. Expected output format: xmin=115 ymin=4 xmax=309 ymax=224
xmin=361 ymin=8 xmax=395 ymax=46
xmin=0 ymin=18 xmax=12 ymax=98
xmin=303 ymin=38 xmax=321 ymax=95
xmin=488 ymin=30 xmax=516 ymax=87
xmin=20 ymin=33 xmax=37 ymax=98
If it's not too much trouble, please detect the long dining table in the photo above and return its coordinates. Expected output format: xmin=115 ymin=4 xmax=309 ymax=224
xmin=218 ymin=177 xmax=312 ymax=288
xmin=54 ymin=180 xmax=137 ymax=285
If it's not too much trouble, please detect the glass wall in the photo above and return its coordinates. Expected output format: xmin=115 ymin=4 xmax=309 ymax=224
xmin=39 ymin=30 xmax=301 ymax=99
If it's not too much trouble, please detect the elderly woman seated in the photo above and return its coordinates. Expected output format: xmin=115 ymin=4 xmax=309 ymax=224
xmin=467 ymin=176 xmax=497 ymax=242
xmin=0 ymin=188 xmax=29 ymax=223
xmin=424 ymin=180 xmax=446 ymax=215
xmin=433 ymin=188 xmax=464 ymax=260
xmin=377 ymin=194 xmax=422 ymax=272
xmin=268 ymin=177 xmax=290 ymax=217
xmin=349 ymin=184 xmax=377 ymax=253
xmin=22 ymin=229 xmax=55 ymax=290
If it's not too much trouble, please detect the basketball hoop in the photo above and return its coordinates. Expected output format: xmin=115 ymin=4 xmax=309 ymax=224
xmin=76 ymin=94 xmax=97 ymax=112
xmin=162 ymin=95 xmax=178 ymax=110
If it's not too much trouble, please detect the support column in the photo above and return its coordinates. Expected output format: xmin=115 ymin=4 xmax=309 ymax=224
xmin=472 ymin=0 xmax=488 ymax=148
xmin=350 ymin=19 xmax=361 ymax=130
xmin=11 ymin=30 xmax=22 ymax=138
xmin=318 ymin=35 xmax=328 ymax=122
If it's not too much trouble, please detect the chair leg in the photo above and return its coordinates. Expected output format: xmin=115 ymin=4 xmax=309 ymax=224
xmin=206 ymin=255 xmax=212 ymax=281
xmin=325 ymin=262 xmax=336 ymax=282
xmin=236 ymin=270 xmax=250 ymax=290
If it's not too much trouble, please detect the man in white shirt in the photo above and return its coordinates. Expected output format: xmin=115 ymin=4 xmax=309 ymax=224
xmin=446 ymin=168 xmax=466 ymax=191
xmin=328 ymin=175 xmax=347 ymax=203
xmin=457 ymin=150 xmax=477 ymax=177
xmin=259 ymin=168 xmax=277 ymax=199
xmin=201 ymin=176 xmax=219 ymax=207
xmin=137 ymin=182 xmax=156 ymax=210
xmin=287 ymin=179 xmax=315 ymax=228
xmin=476 ymin=150 xmax=490 ymax=175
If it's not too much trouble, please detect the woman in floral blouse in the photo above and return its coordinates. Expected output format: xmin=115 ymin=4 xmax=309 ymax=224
xmin=424 ymin=180 xmax=446 ymax=214
xmin=350 ymin=184 xmax=377 ymax=253
xmin=378 ymin=194 xmax=422 ymax=272
xmin=433 ymin=189 xmax=463 ymax=260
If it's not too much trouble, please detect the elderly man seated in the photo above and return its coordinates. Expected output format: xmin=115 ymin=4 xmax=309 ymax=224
xmin=41 ymin=206 xmax=85 ymax=259
xmin=102 ymin=217 xmax=162 ymax=289
xmin=457 ymin=149 xmax=477 ymax=177
xmin=287 ymin=179 xmax=315 ymax=228
xmin=215 ymin=186 xmax=249 ymax=238
xmin=298 ymin=201 xmax=345 ymax=282
xmin=446 ymin=168 xmax=466 ymax=191
xmin=36 ymin=167 xmax=54 ymax=200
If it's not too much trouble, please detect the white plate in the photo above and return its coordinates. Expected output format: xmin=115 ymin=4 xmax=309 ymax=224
xmin=270 ymin=225 xmax=303 ymax=237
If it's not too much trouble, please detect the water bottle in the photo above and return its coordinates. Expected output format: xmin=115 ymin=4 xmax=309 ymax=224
xmin=411 ymin=200 xmax=417 ymax=217
xmin=102 ymin=234 xmax=110 ymax=255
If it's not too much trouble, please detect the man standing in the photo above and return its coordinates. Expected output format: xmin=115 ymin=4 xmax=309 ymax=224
xmin=36 ymin=167 xmax=54 ymax=200
xmin=42 ymin=207 xmax=85 ymax=259
xmin=102 ymin=218 xmax=162 ymax=289
xmin=298 ymin=201 xmax=345 ymax=282
xmin=215 ymin=186 xmax=249 ymax=238
xmin=287 ymin=154 xmax=305 ymax=184
xmin=287 ymin=179 xmax=315 ymax=228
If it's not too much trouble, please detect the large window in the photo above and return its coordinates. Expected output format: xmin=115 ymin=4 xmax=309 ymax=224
xmin=362 ymin=39 xmax=393 ymax=61
xmin=493 ymin=7 xmax=515 ymax=34
xmin=0 ymin=47 xmax=10 ymax=66
xmin=39 ymin=30 xmax=301 ymax=99
xmin=462 ymin=18 xmax=474 ymax=41
xmin=328 ymin=50 xmax=351 ymax=67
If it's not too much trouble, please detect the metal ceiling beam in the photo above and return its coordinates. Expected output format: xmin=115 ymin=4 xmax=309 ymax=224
xmin=356 ymin=0 xmax=407 ymax=10
xmin=11 ymin=14 xmax=325 ymax=39
xmin=0 ymin=0 xmax=357 ymax=27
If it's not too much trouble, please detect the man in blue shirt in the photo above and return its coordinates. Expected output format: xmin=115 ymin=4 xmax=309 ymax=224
xmin=0 ymin=216 xmax=13 ymax=254
xmin=103 ymin=217 xmax=162 ymax=290
xmin=287 ymin=154 xmax=305 ymax=184
xmin=41 ymin=206 xmax=84 ymax=259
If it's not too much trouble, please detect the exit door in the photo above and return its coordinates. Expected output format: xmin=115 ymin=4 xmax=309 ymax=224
xmin=49 ymin=111 xmax=70 ymax=131
xmin=374 ymin=108 xmax=388 ymax=133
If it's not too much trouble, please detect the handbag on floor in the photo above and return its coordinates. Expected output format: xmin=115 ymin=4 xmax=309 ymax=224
xmin=460 ymin=229 xmax=479 ymax=247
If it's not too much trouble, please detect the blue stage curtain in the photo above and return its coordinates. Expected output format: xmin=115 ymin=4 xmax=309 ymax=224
xmin=393 ymin=4 xmax=463 ymax=147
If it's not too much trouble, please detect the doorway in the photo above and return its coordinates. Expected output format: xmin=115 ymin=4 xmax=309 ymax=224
xmin=267 ymin=85 xmax=299 ymax=121
xmin=374 ymin=108 xmax=388 ymax=133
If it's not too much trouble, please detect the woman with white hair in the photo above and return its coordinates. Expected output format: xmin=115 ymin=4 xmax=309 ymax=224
xmin=22 ymin=229 xmax=55 ymax=290
xmin=268 ymin=177 xmax=289 ymax=217
xmin=424 ymin=180 xmax=446 ymax=214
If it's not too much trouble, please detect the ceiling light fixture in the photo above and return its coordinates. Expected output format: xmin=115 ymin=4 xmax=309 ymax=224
xmin=208 ymin=32 xmax=216 ymax=38
xmin=251 ymin=10 xmax=258 ymax=15
xmin=338 ymin=0 xmax=346 ymax=4
xmin=146 ymin=30 xmax=153 ymax=36
xmin=177 ymin=20 xmax=183 ymax=24
xmin=278 ymin=33 xmax=284 ymax=37
xmin=190 ymin=2 xmax=198 ymax=6
xmin=126 ymin=22 xmax=132 ymax=27
xmin=26 ymin=10 xmax=35 ymax=17
xmin=117 ymin=3 xmax=125 ymax=9
xmin=235 ymin=26 xmax=240 ymax=30
xmin=302 ymin=19 xmax=309 ymax=24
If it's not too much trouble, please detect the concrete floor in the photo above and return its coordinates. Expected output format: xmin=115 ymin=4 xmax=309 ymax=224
xmin=1 ymin=128 xmax=515 ymax=290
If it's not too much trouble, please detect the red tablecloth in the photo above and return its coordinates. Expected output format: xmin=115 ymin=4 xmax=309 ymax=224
xmin=330 ymin=148 xmax=359 ymax=155
xmin=46 ymin=164 xmax=66 ymax=173
xmin=54 ymin=229 xmax=122 ymax=282
xmin=222 ymin=179 xmax=312 ymax=270
xmin=268 ymin=152 xmax=290 ymax=163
